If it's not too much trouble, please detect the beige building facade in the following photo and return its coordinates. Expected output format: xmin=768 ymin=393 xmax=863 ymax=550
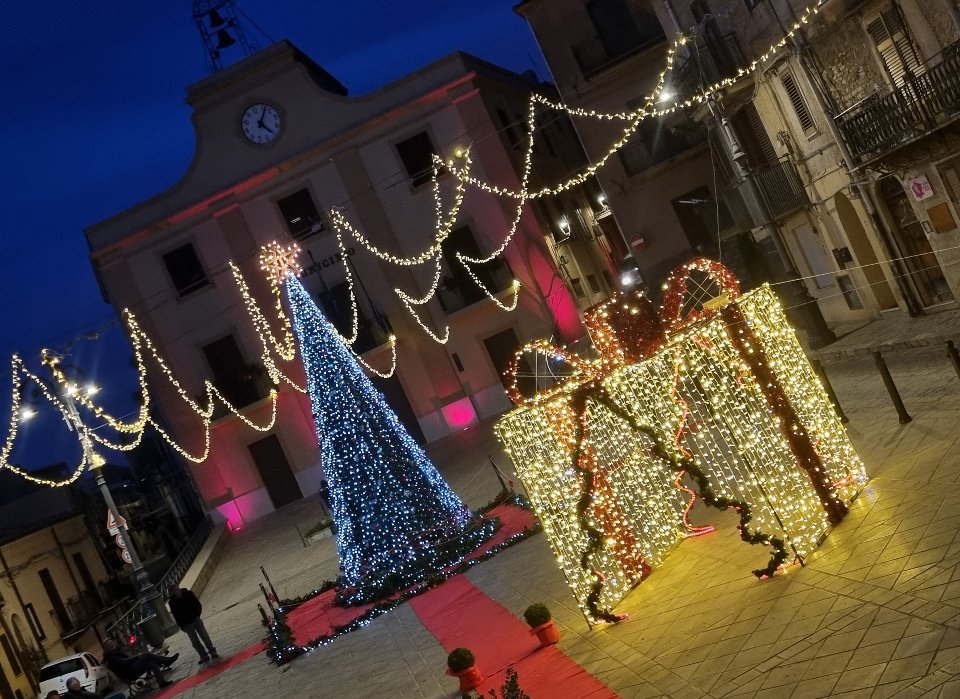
xmin=0 ymin=510 xmax=114 ymax=699
xmin=86 ymin=42 xmax=617 ymax=525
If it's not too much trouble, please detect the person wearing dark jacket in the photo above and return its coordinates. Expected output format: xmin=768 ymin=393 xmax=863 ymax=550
xmin=168 ymin=585 xmax=219 ymax=663
xmin=102 ymin=638 xmax=177 ymax=688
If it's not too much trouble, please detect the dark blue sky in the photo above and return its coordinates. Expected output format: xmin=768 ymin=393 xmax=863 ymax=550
xmin=1 ymin=1 xmax=545 ymax=468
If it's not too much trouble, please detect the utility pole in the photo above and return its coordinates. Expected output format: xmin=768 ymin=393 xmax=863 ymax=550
xmin=40 ymin=350 xmax=174 ymax=645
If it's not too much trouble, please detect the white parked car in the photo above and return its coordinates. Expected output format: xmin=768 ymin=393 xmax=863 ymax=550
xmin=38 ymin=652 xmax=111 ymax=696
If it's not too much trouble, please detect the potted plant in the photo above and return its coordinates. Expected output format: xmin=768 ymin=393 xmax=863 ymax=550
xmin=523 ymin=603 xmax=560 ymax=646
xmin=446 ymin=647 xmax=483 ymax=692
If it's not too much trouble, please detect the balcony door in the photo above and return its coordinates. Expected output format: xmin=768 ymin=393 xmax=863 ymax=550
xmin=879 ymin=177 xmax=953 ymax=307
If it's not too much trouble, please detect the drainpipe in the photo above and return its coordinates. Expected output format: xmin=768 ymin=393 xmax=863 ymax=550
xmin=707 ymin=97 xmax=837 ymax=347
xmin=792 ymin=45 xmax=923 ymax=316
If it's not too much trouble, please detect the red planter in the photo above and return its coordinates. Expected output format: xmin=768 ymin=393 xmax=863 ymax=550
xmin=447 ymin=665 xmax=484 ymax=692
xmin=531 ymin=620 xmax=561 ymax=646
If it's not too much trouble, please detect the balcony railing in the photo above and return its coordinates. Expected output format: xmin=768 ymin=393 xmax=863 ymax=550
xmin=728 ymin=159 xmax=810 ymax=227
xmin=835 ymin=41 xmax=960 ymax=165
xmin=437 ymin=260 xmax=514 ymax=314
xmin=619 ymin=130 xmax=691 ymax=176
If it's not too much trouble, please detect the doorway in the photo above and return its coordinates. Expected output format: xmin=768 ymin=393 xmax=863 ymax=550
xmin=878 ymin=177 xmax=953 ymax=307
xmin=248 ymin=435 xmax=303 ymax=510
xmin=834 ymin=193 xmax=897 ymax=310
xmin=370 ymin=373 xmax=426 ymax=445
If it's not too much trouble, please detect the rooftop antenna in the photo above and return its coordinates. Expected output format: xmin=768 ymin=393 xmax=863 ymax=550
xmin=193 ymin=0 xmax=258 ymax=72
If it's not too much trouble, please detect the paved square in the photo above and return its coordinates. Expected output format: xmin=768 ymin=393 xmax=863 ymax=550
xmin=160 ymin=344 xmax=960 ymax=698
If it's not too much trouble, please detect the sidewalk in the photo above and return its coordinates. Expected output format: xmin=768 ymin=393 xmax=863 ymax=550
xmin=817 ymin=307 xmax=960 ymax=361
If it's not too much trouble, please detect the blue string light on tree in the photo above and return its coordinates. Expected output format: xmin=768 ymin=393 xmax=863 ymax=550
xmin=273 ymin=244 xmax=496 ymax=602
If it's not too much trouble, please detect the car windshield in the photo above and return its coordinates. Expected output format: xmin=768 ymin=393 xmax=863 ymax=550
xmin=39 ymin=658 xmax=83 ymax=681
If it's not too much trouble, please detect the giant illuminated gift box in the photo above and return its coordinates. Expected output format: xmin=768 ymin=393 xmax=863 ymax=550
xmin=495 ymin=259 xmax=867 ymax=624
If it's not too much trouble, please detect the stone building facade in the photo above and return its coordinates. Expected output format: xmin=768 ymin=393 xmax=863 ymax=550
xmin=519 ymin=0 xmax=960 ymax=337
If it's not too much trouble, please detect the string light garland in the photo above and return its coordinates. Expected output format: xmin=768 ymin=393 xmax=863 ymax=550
xmin=496 ymin=259 xmax=866 ymax=624
xmin=1 ymin=4 xmax=836 ymax=488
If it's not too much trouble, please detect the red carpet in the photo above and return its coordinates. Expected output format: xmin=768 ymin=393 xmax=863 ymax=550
xmin=151 ymin=640 xmax=265 ymax=698
xmin=409 ymin=576 xmax=617 ymax=698
xmin=285 ymin=503 xmax=537 ymax=645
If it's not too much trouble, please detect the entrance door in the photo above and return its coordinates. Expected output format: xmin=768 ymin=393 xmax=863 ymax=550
xmin=248 ymin=435 xmax=303 ymax=510
xmin=0 ymin=662 xmax=13 ymax=699
xmin=371 ymin=373 xmax=426 ymax=445
xmin=879 ymin=177 xmax=953 ymax=307
xmin=484 ymin=328 xmax=525 ymax=391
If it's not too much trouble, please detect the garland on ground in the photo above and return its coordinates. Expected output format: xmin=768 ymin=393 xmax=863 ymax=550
xmin=266 ymin=492 xmax=541 ymax=665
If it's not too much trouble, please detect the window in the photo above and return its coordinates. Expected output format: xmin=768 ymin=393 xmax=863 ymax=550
xmin=781 ymin=73 xmax=817 ymax=134
xmin=570 ymin=277 xmax=586 ymax=298
xmin=0 ymin=635 xmax=20 ymax=676
xmin=162 ymin=243 xmax=209 ymax=297
xmin=277 ymin=189 xmax=323 ymax=240
xmin=39 ymin=568 xmax=69 ymax=632
xmin=731 ymin=103 xmax=779 ymax=168
xmin=619 ymin=118 xmax=689 ymax=175
xmin=24 ymin=604 xmax=43 ymax=641
xmin=202 ymin=335 xmax=262 ymax=409
xmin=437 ymin=226 xmax=512 ymax=312
xmin=396 ymin=131 xmax=445 ymax=187
xmin=585 ymin=0 xmax=664 ymax=61
xmin=837 ymin=275 xmax=864 ymax=309
xmin=743 ymin=0 xmax=761 ymax=10
xmin=587 ymin=273 xmax=602 ymax=293
xmin=867 ymin=6 xmax=924 ymax=87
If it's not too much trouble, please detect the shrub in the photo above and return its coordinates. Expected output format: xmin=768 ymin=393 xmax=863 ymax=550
xmin=447 ymin=647 xmax=475 ymax=673
xmin=522 ymin=603 xmax=551 ymax=628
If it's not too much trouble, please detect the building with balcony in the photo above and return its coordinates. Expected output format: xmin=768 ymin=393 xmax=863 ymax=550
xmin=516 ymin=0 xmax=755 ymax=293
xmin=517 ymin=0 xmax=960 ymax=339
xmin=663 ymin=0 xmax=960 ymax=320
xmin=85 ymin=41 xmax=605 ymax=524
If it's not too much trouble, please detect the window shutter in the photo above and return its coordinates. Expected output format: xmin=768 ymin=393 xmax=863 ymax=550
xmin=867 ymin=6 xmax=923 ymax=87
xmin=781 ymin=73 xmax=816 ymax=133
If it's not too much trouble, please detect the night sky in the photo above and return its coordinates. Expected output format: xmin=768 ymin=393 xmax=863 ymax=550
xmin=1 ymin=1 xmax=545 ymax=469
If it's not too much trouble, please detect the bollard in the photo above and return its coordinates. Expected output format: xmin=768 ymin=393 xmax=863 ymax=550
xmin=946 ymin=340 xmax=960 ymax=381
xmin=873 ymin=350 xmax=912 ymax=424
xmin=258 ymin=603 xmax=271 ymax=626
xmin=261 ymin=566 xmax=279 ymax=603
xmin=810 ymin=359 xmax=849 ymax=424
xmin=489 ymin=456 xmax=509 ymax=492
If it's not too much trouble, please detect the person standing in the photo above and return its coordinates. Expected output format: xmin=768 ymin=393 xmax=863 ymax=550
xmin=168 ymin=585 xmax=219 ymax=664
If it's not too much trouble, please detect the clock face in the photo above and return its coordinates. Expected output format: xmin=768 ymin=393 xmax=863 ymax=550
xmin=241 ymin=103 xmax=280 ymax=144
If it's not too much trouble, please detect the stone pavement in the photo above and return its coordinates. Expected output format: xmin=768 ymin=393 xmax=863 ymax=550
xmin=817 ymin=307 xmax=960 ymax=361
xmin=156 ymin=340 xmax=960 ymax=698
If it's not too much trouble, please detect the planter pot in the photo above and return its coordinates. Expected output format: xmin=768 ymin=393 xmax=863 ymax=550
xmin=446 ymin=665 xmax=484 ymax=692
xmin=531 ymin=620 xmax=560 ymax=646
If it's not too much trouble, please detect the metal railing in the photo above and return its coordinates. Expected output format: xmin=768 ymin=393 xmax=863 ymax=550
xmin=728 ymin=159 xmax=810 ymax=227
xmin=157 ymin=517 xmax=213 ymax=594
xmin=105 ymin=517 xmax=212 ymax=647
xmin=835 ymin=41 xmax=960 ymax=164
xmin=437 ymin=260 xmax=514 ymax=314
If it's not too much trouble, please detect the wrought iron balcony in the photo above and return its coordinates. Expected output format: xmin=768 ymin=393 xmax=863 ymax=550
xmin=728 ymin=159 xmax=810 ymax=227
xmin=437 ymin=260 xmax=514 ymax=314
xmin=835 ymin=42 xmax=960 ymax=165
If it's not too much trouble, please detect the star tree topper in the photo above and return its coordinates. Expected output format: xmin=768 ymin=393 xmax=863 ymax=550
xmin=260 ymin=241 xmax=304 ymax=286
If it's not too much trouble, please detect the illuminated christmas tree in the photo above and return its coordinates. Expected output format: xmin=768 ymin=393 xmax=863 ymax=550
xmin=283 ymin=271 xmax=492 ymax=600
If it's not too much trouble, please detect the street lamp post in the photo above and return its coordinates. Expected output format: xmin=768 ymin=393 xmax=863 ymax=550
xmin=38 ymin=350 xmax=173 ymax=646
